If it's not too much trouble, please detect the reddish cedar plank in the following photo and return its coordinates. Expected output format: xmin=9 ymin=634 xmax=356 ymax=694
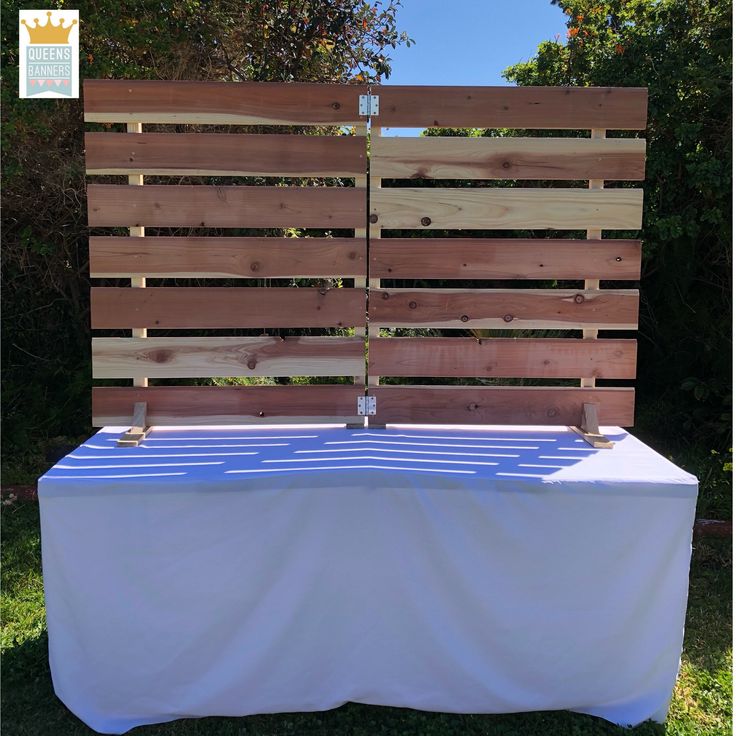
xmin=369 ymin=289 xmax=639 ymax=329
xmin=85 ymin=132 xmax=366 ymax=177
xmin=373 ymin=86 xmax=648 ymax=130
xmin=92 ymin=385 xmax=363 ymax=426
xmin=89 ymin=237 xmax=366 ymax=278
xmin=370 ymin=239 xmax=641 ymax=280
xmin=91 ymin=287 xmax=366 ymax=329
xmin=370 ymin=386 xmax=635 ymax=426
xmin=87 ymin=185 xmax=366 ymax=229
xmin=83 ymin=80 xmax=368 ymax=125
xmin=369 ymin=338 xmax=637 ymax=379
xmin=371 ymin=136 xmax=646 ymax=181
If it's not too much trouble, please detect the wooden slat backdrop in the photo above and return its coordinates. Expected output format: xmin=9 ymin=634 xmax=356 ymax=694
xmin=86 ymin=80 xmax=646 ymax=430
xmin=86 ymin=80 xmax=368 ymax=427
xmin=370 ymin=239 xmax=641 ymax=280
xmin=367 ymin=83 xmax=646 ymax=427
xmin=372 ymin=86 xmax=648 ymax=129
xmin=85 ymin=132 xmax=366 ymax=177
xmin=91 ymin=287 xmax=366 ymax=329
xmin=90 ymin=237 xmax=366 ymax=279
xmin=83 ymin=80 xmax=369 ymax=125
xmin=371 ymin=136 xmax=646 ymax=180
xmin=92 ymin=385 xmax=364 ymax=425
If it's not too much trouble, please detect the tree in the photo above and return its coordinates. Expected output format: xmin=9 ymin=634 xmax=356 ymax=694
xmin=504 ymin=0 xmax=731 ymax=447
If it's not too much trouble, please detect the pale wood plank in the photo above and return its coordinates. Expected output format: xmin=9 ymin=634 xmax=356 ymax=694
xmin=88 ymin=184 xmax=366 ymax=229
xmin=85 ymin=132 xmax=366 ymax=177
xmin=370 ymin=386 xmax=636 ymax=427
xmin=370 ymin=188 xmax=643 ymax=230
xmin=92 ymin=385 xmax=363 ymax=426
xmin=369 ymin=337 xmax=637 ymax=379
xmin=89 ymin=237 xmax=366 ymax=278
xmin=91 ymin=287 xmax=367 ymax=329
xmin=369 ymin=288 xmax=639 ymax=329
xmin=373 ymin=86 xmax=648 ymax=130
xmin=583 ymin=128 xmax=607 ymax=382
xmin=371 ymin=136 xmax=646 ymax=180
xmin=92 ymin=336 xmax=365 ymax=379
xmin=370 ymin=239 xmax=641 ymax=280
xmin=83 ymin=80 xmax=368 ymax=125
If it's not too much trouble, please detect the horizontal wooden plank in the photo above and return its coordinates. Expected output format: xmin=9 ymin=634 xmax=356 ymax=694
xmin=88 ymin=184 xmax=366 ymax=229
xmin=85 ymin=132 xmax=366 ymax=177
xmin=370 ymin=386 xmax=636 ymax=426
xmin=370 ymin=188 xmax=643 ymax=230
xmin=83 ymin=80 xmax=368 ymax=125
xmin=373 ymin=86 xmax=648 ymax=130
xmin=370 ymin=239 xmax=641 ymax=280
xmin=369 ymin=338 xmax=637 ymax=379
xmin=90 ymin=237 xmax=366 ymax=278
xmin=369 ymin=289 xmax=639 ymax=329
xmin=371 ymin=136 xmax=646 ymax=180
xmin=92 ymin=385 xmax=363 ymax=426
xmin=91 ymin=287 xmax=366 ymax=329
xmin=93 ymin=336 xmax=365 ymax=378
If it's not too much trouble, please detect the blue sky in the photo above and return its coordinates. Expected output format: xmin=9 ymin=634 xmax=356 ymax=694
xmin=378 ymin=0 xmax=568 ymax=134
xmin=386 ymin=0 xmax=567 ymax=86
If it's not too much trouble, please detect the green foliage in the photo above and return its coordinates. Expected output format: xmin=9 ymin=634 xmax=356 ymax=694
xmin=1 ymin=1 xmax=410 ymax=461
xmin=504 ymin=0 xmax=732 ymax=450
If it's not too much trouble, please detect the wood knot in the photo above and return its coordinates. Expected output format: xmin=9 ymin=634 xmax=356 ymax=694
xmin=503 ymin=314 xmax=513 ymax=323
xmin=258 ymin=411 xmax=265 ymax=417
xmin=382 ymin=292 xmax=390 ymax=300
xmin=421 ymin=217 xmax=432 ymax=226
xmin=467 ymin=403 xmax=480 ymax=411
xmin=332 ymin=102 xmax=341 ymax=110
xmin=247 ymin=359 xmax=257 ymax=370
xmin=250 ymin=261 xmax=260 ymax=272
xmin=616 ymin=256 xmax=623 ymax=262
xmin=409 ymin=301 xmax=418 ymax=309
xmin=502 ymin=161 xmax=511 ymax=169
xmin=546 ymin=407 xmax=559 ymax=417
xmin=574 ymin=294 xmax=585 ymax=304
xmin=348 ymin=251 xmax=357 ymax=260
xmin=460 ymin=314 xmax=469 ymax=322
xmin=369 ymin=214 xmax=378 ymax=224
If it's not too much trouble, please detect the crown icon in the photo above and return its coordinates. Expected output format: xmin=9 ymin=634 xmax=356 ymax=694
xmin=21 ymin=11 xmax=77 ymax=44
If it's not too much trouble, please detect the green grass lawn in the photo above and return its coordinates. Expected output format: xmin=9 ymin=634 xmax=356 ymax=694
xmin=1 ymin=500 xmax=731 ymax=736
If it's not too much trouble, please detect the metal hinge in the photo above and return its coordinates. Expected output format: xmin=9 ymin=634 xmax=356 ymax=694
xmin=357 ymin=395 xmax=377 ymax=416
xmin=359 ymin=94 xmax=379 ymax=116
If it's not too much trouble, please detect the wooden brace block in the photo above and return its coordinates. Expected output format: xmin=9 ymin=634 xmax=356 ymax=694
xmin=569 ymin=402 xmax=614 ymax=449
xmin=117 ymin=401 xmax=152 ymax=447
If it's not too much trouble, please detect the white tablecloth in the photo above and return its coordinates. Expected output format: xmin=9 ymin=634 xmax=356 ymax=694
xmin=38 ymin=424 xmax=698 ymax=734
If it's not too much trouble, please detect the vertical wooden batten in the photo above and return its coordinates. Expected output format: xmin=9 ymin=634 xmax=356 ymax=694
xmin=353 ymin=122 xmax=368 ymax=390
xmin=581 ymin=128 xmax=605 ymax=388
xmin=367 ymin=124 xmax=382 ymax=389
xmin=127 ymin=122 xmax=148 ymax=389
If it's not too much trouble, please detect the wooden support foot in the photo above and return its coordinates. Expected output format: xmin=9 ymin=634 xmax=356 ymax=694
xmin=117 ymin=401 xmax=152 ymax=447
xmin=569 ymin=402 xmax=614 ymax=449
